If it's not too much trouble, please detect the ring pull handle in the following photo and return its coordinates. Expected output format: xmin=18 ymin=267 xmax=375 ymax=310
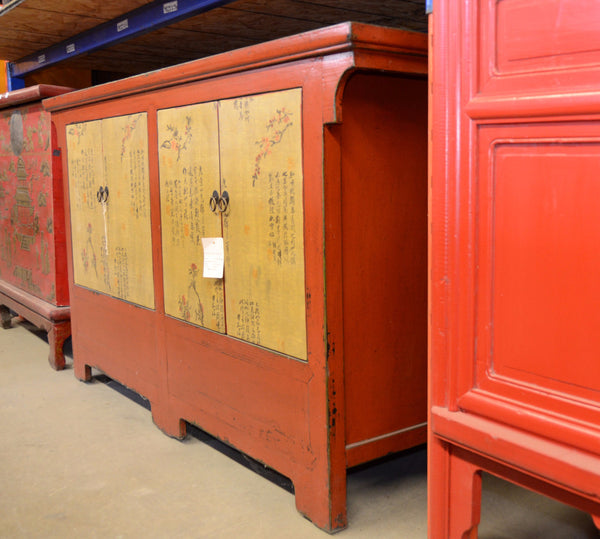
xmin=97 ymin=186 xmax=109 ymax=204
xmin=218 ymin=191 xmax=229 ymax=213
xmin=209 ymin=190 xmax=219 ymax=213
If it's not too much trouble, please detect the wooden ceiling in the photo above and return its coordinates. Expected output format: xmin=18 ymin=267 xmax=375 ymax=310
xmin=0 ymin=0 xmax=427 ymax=77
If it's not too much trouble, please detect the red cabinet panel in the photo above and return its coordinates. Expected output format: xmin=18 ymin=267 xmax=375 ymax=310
xmin=480 ymin=130 xmax=600 ymax=400
xmin=430 ymin=1 xmax=600 ymax=536
xmin=496 ymin=0 xmax=600 ymax=73
xmin=0 ymin=85 xmax=72 ymax=369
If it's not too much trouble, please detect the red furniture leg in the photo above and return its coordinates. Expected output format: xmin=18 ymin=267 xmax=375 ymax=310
xmin=150 ymin=402 xmax=186 ymax=440
xmin=0 ymin=304 xmax=12 ymax=329
xmin=74 ymin=361 xmax=92 ymax=382
xmin=430 ymin=438 xmax=482 ymax=539
xmin=448 ymin=448 xmax=482 ymax=539
xmin=47 ymin=321 xmax=70 ymax=371
xmin=0 ymin=283 xmax=70 ymax=371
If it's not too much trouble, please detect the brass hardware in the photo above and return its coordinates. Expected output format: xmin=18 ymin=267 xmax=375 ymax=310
xmin=97 ymin=185 xmax=109 ymax=203
xmin=209 ymin=190 xmax=219 ymax=213
xmin=218 ymin=190 xmax=229 ymax=212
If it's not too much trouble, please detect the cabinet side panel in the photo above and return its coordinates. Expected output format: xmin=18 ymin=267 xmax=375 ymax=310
xmin=341 ymin=74 xmax=428 ymax=449
xmin=66 ymin=119 xmax=109 ymax=296
xmin=158 ymin=102 xmax=225 ymax=331
xmin=219 ymin=88 xmax=307 ymax=361
xmin=101 ymin=113 xmax=154 ymax=309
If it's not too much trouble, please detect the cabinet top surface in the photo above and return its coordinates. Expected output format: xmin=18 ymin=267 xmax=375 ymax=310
xmin=44 ymin=22 xmax=427 ymax=113
xmin=1 ymin=84 xmax=74 ymax=110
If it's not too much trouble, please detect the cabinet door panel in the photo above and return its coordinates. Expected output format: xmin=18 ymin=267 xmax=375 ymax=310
xmin=158 ymin=102 xmax=225 ymax=331
xmin=219 ymin=89 xmax=307 ymax=360
xmin=101 ymin=113 xmax=154 ymax=309
xmin=66 ymin=119 xmax=110 ymax=296
xmin=477 ymin=130 xmax=600 ymax=402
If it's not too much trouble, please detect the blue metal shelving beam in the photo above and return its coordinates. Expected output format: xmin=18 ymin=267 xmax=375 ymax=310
xmin=8 ymin=0 xmax=236 ymax=79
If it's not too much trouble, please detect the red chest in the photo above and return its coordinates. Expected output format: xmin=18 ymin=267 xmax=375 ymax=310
xmin=0 ymin=85 xmax=72 ymax=370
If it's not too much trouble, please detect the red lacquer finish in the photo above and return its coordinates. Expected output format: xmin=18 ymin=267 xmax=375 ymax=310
xmin=0 ymin=85 xmax=73 ymax=369
xmin=429 ymin=1 xmax=600 ymax=536
xmin=47 ymin=23 xmax=428 ymax=531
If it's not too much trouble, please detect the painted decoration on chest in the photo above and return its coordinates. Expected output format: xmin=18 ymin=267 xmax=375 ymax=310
xmin=0 ymin=104 xmax=56 ymax=301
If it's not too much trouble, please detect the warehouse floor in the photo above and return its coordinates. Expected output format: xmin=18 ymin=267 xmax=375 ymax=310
xmin=1 ymin=318 xmax=598 ymax=538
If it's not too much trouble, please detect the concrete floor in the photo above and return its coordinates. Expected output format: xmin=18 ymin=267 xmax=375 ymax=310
xmin=1 ymin=318 xmax=599 ymax=538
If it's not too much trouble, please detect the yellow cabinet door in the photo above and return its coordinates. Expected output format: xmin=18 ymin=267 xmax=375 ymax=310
xmin=158 ymin=102 xmax=225 ymax=331
xmin=66 ymin=119 xmax=110 ymax=296
xmin=219 ymin=89 xmax=307 ymax=360
xmin=101 ymin=113 xmax=154 ymax=309
xmin=66 ymin=113 xmax=154 ymax=309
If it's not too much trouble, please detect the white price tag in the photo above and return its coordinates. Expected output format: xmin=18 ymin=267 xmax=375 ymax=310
xmin=202 ymin=238 xmax=224 ymax=279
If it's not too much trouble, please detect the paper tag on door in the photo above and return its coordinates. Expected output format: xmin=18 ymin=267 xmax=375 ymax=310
xmin=201 ymin=237 xmax=224 ymax=279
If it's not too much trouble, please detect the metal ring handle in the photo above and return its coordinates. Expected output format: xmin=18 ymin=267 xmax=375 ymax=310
xmin=218 ymin=191 xmax=229 ymax=213
xmin=97 ymin=186 xmax=109 ymax=204
xmin=209 ymin=190 xmax=219 ymax=213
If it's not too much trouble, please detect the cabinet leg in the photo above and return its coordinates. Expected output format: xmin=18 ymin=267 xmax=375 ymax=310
xmin=448 ymin=450 xmax=482 ymax=539
xmin=74 ymin=360 xmax=92 ymax=382
xmin=151 ymin=402 xmax=187 ymax=440
xmin=47 ymin=321 xmax=70 ymax=371
xmin=0 ymin=304 xmax=12 ymax=329
xmin=429 ymin=438 xmax=482 ymax=539
xmin=293 ymin=470 xmax=347 ymax=533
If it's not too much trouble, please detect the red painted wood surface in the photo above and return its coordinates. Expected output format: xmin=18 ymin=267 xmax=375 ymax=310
xmin=339 ymin=73 xmax=428 ymax=467
xmin=47 ymin=23 xmax=428 ymax=532
xmin=429 ymin=1 xmax=600 ymax=536
xmin=0 ymin=85 xmax=72 ymax=369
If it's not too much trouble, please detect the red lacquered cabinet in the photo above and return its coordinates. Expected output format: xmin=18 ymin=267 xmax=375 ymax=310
xmin=46 ymin=23 xmax=428 ymax=531
xmin=429 ymin=1 xmax=600 ymax=536
xmin=0 ymin=85 xmax=73 ymax=369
